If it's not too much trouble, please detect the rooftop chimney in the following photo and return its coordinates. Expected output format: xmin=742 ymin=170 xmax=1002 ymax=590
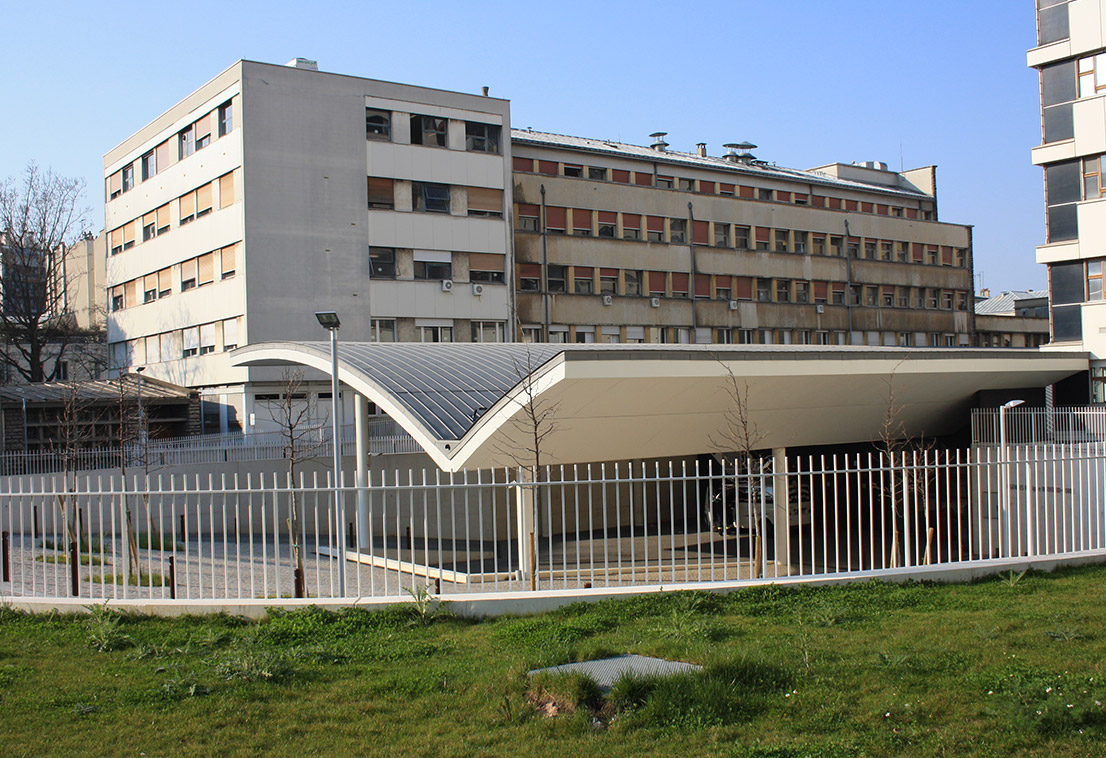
xmin=696 ymin=143 xmax=707 ymax=158
xmin=481 ymin=86 xmax=489 ymax=97
xmin=649 ymin=132 xmax=669 ymax=152
xmin=286 ymin=57 xmax=319 ymax=71
xmin=725 ymin=141 xmax=757 ymax=164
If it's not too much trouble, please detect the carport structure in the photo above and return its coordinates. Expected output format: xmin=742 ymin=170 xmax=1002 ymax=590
xmin=231 ymin=343 xmax=1089 ymax=586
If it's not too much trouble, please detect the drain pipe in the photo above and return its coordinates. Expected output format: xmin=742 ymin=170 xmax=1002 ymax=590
xmin=541 ymin=184 xmax=550 ymax=341
xmin=688 ymin=201 xmax=699 ymax=340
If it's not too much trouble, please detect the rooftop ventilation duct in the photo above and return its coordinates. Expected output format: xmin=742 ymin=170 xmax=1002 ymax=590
xmin=723 ymin=141 xmax=758 ymax=164
xmin=649 ymin=132 xmax=669 ymax=152
xmin=286 ymin=57 xmax=319 ymax=70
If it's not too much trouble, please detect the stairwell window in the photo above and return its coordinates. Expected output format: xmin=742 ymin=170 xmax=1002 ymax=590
xmin=370 ymin=247 xmax=396 ymax=279
xmin=410 ymin=114 xmax=447 ymax=147
xmin=366 ymin=108 xmax=391 ymax=140
xmin=465 ymin=122 xmax=500 ymax=153
xmin=412 ymin=182 xmax=450 ymax=213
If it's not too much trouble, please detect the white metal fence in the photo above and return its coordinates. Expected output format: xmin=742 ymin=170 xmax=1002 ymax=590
xmin=972 ymin=406 xmax=1106 ymax=446
xmin=2 ymin=442 xmax=1104 ymax=602
xmin=0 ymin=418 xmax=421 ymax=476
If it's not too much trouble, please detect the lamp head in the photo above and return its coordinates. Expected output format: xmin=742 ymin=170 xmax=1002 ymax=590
xmin=315 ymin=311 xmax=341 ymax=330
xmin=1003 ymin=399 xmax=1025 ymax=409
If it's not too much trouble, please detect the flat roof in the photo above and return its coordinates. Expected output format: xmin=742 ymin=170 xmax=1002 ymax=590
xmin=231 ymin=343 xmax=1088 ymax=471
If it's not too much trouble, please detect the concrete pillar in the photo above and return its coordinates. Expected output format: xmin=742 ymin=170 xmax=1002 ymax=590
xmin=354 ymin=394 xmax=370 ymax=550
xmin=772 ymin=447 xmax=790 ymax=576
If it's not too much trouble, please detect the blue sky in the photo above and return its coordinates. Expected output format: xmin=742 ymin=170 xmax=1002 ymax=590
xmin=5 ymin=0 xmax=1041 ymax=292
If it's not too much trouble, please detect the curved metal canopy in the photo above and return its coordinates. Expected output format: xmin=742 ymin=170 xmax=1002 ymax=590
xmin=231 ymin=343 xmax=1089 ymax=471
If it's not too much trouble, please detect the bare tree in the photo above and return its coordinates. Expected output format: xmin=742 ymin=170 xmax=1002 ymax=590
xmin=263 ymin=368 xmax=328 ymax=597
xmin=709 ymin=358 xmax=769 ymax=577
xmin=0 ymin=163 xmax=89 ymax=383
xmin=50 ymin=381 xmax=99 ymax=551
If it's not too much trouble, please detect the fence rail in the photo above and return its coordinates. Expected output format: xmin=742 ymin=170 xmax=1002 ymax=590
xmin=2 ymin=442 xmax=1104 ymax=602
xmin=972 ymin=406 xmax=1106 ymax=446
xmin=0 ymin=419 xmax=421 ymax=476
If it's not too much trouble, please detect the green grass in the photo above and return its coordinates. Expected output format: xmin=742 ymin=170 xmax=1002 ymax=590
xmin=5 ymin=566 xmax=1106 ymax=756
xmin=88 ymin=572 xmax=168 ymax=587
xmin=34 ymin=553 xmax=109 ymax=566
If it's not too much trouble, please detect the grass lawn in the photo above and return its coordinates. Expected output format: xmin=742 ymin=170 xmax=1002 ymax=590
xmin=4 ymin=566 xmax=1106 ymax=757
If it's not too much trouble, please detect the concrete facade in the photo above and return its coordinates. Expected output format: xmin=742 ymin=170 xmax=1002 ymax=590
xmin=1030 ymin=0 xmax=1106 ymax=400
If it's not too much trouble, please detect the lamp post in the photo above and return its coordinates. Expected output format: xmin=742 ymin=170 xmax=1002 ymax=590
xmin=999 ymin=399 xmax=1024 ymax=558
xmin=315 ymin=311 xmax=345 ymax=596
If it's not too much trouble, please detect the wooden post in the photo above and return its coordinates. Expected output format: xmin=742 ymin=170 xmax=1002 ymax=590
xmin=1 ymin=531 xmax=10 ymax=582
xmin=529 ymin=531 xmax=537 ymax=591
xmin=69 ymin=540 xmax=79 ymax=597
xmin=168 ymin=555 xmax=176 ymax=600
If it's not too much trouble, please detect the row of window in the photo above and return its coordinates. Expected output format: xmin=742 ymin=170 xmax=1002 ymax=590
xmin=515 ymin=263 xmax=972 ymax=310
xmin=364 ymin=318 xmax=506 ymax=343
xmin=110 ymin=244 xmax=237 ymax=311
xmin=519 ymin=324 xmax=967 ymax=348
xmin=367 ymin=177 xmax=504 ymax=216
xmin=368 ymin=248 xmax=506 ymax=282
xmin=107 ymin=99 xmax=235 ymax=201
xmin=513 ymin=157 xmax=934 ymax=220
xmin=1050 ymin=257 xmax=1106 ymax=305
xmin=109 ymin=317 xmax=240 ymax=368
xmin=515 ymin=204 xmax=968 ymax=266
xmin=108 ymin=172 xmax=236 ymax=256
xmin=365 ymin=108 xmax=502 ymax=154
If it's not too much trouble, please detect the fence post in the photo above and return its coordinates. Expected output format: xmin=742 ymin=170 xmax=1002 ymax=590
xmin=2 ymin=531 xmax=9 ymax=582
xmin=771 ymin=449 xmax=789 ymax=577
xmin=168 ymin=555 xmax=176 ymax=600
xmin=69 ymin=540 xmax=79 ymax=597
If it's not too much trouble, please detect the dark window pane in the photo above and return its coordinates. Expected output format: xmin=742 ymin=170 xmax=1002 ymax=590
xmin=1047 ymin=203 xmax=1078 ymax=242
xmin=1051 ymin=303 xmax=1082 ymax=342
xmin=1046 ymin=160 xmax=1081 ymax=205
xmin=1044 ymin=103 xmax=1073 ymax=143
xmin=1051 ymin=261 xmax=1085 ymax=304
xmin=1038 ymin=4 xmax=1069 ymax=45
xmin=1041 ymin=60 xmax=1076 ymax=106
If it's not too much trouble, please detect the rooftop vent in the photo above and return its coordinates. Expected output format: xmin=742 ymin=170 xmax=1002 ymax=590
xmin=649 ymin=132 xmax=669 ymax=152
xmin=722 ymin=141 xmax=758 ymax=164
xmin=286 ymin=57 xmax=319 ymax=71
xmin=696 ymin=142 xmax=708 ymax=158
xmin=857 ymin=160 xmax=889 ymax=171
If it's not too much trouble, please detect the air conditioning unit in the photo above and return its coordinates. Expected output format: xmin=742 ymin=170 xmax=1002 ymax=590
xmin=815 ymin=304 xmax=825 ymax=314
xmin=602 ymin=294 xmax=613 ymax=306
xmin=441 ymin=280 xmax=453 ymax=292
xmin=650 ymin=297 xmax=661 ymax=308
xmin=471 ymin=283 xmax=484 ymax=296
xmin=728 ymin=300 xmax=739 ymax=311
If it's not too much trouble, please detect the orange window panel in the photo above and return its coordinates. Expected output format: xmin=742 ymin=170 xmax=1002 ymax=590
xmin=612 ymin=169 xmax=630 ymax=183
xmin=198 ymin=252 xmax=215 ymax=285
xmin=219 ymin=172 xmax=235 ymax=208
xmin=572 ymin=208 xmax=592 ymax=230
xmin=692 ymin=220 xmax=709 ymax=244
xmin=512 ymin=157 xmax=533 ymax=172
xmin=634 ymin=172 xmax=653 ymax=186
xmin=196 ymin=182 xmax=213 ymax=214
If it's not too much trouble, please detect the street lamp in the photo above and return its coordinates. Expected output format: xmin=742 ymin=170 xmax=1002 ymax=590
xmin=315 ymin=311 xmax=345 ymax=596
xmin=999 ymin=399 xmax=1025 ymax=558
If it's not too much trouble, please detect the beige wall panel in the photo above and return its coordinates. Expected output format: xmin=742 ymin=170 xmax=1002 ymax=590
xmin=1073 ymin=97 xmax=1106 ymax=156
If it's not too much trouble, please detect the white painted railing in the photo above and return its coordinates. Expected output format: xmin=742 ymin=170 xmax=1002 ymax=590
xmin=1 ymin=443 xmax=1104 ymax=602
xmin=972 ymin=406 xmax=1106 ymax=446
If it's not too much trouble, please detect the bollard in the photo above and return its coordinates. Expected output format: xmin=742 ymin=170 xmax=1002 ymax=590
xmin=294 ymin=567 xmax=305 ymax=599
xmin=168 ymin=555 xmax=176 ymax=600
xmin=434 ymin=577 xmax=441 ymax=595
xmin=347 ymin=522 xmax=355 ymax=549
xmin=33 ymin=506 xmax=40 ymax=538
xmin=69 ymin=541 xmax=79 ymax=597
xmin=405 ymin=526 xmax=412 ymax=551
xmin=2 ymin=531 xmax=10 ymax=582
xmin=180 ymin=513 xmax=186 ymax=538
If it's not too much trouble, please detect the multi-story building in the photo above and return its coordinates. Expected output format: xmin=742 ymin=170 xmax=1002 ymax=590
xmin=105 ymin=58 xmax=979 ymax=431
xmin=511 ymin=132 xmax=974 ymax=346
xmin=1029 ymin=0 xmax=1106 ymax=401
xmin=103 ymin=59 xmax=512 ymax=432
xmin=974 ymin=289 xmax=1050 ymax=347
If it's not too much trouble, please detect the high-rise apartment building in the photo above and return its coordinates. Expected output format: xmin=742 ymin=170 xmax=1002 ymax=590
xmin=105 ymin=59 xmax=979 ymax=432
xmin=104 ymin=59 xmax=512 ymax=431
xmin=1030 ymin=0 xmax=1106 ymax=400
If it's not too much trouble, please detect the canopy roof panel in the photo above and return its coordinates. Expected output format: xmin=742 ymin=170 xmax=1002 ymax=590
xmin=232 ymin=343 xmax=1089 ymax=471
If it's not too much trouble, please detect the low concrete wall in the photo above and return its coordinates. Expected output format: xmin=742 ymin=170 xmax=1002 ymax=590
xmin=7 ymin=551 xmax=1104 ymax=619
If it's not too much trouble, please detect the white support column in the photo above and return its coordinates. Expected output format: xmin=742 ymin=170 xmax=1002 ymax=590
xmin=514 ymin=469 xmax=537 ymax=589
xmin=354 ymin=394 xmax=371 ymax=550
xmin=772 ymin=447 xmax=790 ymax=576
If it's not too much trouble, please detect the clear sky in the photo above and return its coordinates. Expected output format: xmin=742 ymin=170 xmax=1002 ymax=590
xmin=3 ymin=0 xmax=1042 ymax=293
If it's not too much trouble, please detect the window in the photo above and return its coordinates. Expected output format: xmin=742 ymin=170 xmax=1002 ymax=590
xmin=469 ymin=252 xmax=505 ymax=283
xmin=518 ymin=263 xmax=541 ymax=292
xmin=413 ymin=253 xmax=452 ymax=280
xmin=758 ymin=188 xmax=773 ymax=201
xmin=598 ymin=211 xmax=616 ymax=238
xmin=122 ymin=164 xmax=134 ymax=193
xmin=1084 ymin=155 xmax=1106 ymax=199
xmin=111 ymin=289 xmax=124 ymax=311
xmin=142 ymin=212 xmax=156 ymax=242
xmin=812 ymin=235 xmax=825 ymax=255
xmin=756 ymin=278 xmax=771 ymax=302
xmin=927 ymin=288 xmax=939 ymax=309
xmin=199 ymin=323 xmax=216 ymax=355
xmin=194 ymin=113 xmax=212 ymax=151
xmin=832 ymin=285 xmax=845 ymax=305
xmin=548 ymin=264 xmax=567 ymax=293
xmin=795 ymin=281 xmax=809 ymax=304
xmin=671 ymin=273 xmax=689 ymax=298
xmin=656 ymin=175 xmax=674 ymax=189
xmin=897 ymin=242 xmax=910 ymax=262
xmin=371 ymin=319 xmax=396 ymax=342
xmin=775 ymin=230 xmax=789 ymax=253
xmin=122 ymin=221 xmax=136 ymax=250
xmin=467 ymin=187 xmax=503 ymax=217
xmin=368 ymin=177 xmax=395 ymax=209
xmin=518 ymin=203 xmax=540 ymax=231
xmin=1078 ymin=53 xmax=1106 ymax=99
xmin=957 ymin=292 xmax=969 ymax=311
xmin=563 ymin=164 xmax=583 ymax=178
xmin=179 ymin=125 xmax=195 ymax=159
xmin=471 ymin=321 xmax=505 ymax=342
xmin=669 ymin=219 xmax=686 ymax=243
xmin=182 ymin=327 xmax=200 ymax=358
xmin=369 ymin=247 xmax=396 ymax=279
xmin=573 ymin=266 xmax=594 ymax=295
xmin=419 ymin=325 xmax=453 ymax=342
xmin=1047 ymin=160 xmax=1080 ymax=242
xmin=366 ymin=108 xmax=391 ymax=140
xmin=108 ymin=170 xmax=122 ymax=200
xmin=144 ymin=274 xmax=157 ymax=303
xmin=219 ymin=100 xmax=234 ymax=137
xmin=572 ymin=208 xmax=592 ymax=235
xmin=158 ymin=267 xmax=172 ymax=297
xmin=410 ymin=114 xmax=447 ymax=146
xmin=412 ymin=182 xmax=450 ymax=213
xmin=830 ymin=236 xmax=843 ymax=257
xmin=545 ymin=206 xmax=566 ymax=234
xmin=793 ymin=231 xmax=808 ymax=254
xmin=864 ymin=241 xmax=876 ymax=259
xmin=521 ymin=325 xmax=544 ymax=343
xmin=647 ymin=216 xmax=664 ymax=242
xmin=465 ymin=122 xmax=500 ymax=153
xmin=140 ymin=151 xmax=156 ymax=182
xmin=622 ymin=214 xmax=641 ymax=240
xmin=588 ymin=167 xmax=607 ymax=181
xmin=678 ymin=177 xmax=694 ymax=191
xmin=624 ymin=270 xmax=643 ymax=296
xmin=181 ymin=258 xmax=197 ymax=291
xmin=720 ymin=183 xmax=736 ymax=196
xmin=714 ymin=224 xmax=730 ymax=248
xmin=776 ymin=280 xmax=791 ymax=303
xmin=195 ymin=183 xmax=213 ymax=218
xmin=223 ymin=318 xmax=239 ymax=350
xmin=1039 ymin=1 xmax=1070 ymax=45
xmin=882 ymin=288 xmax=894 ymax=307
xmin=600 ymin=268 xmax=618 ymax=294
xmin=847 ymin=240 xmax=860 ymax=258
xmin=880 ymin=241 xmax=892 ymax=261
